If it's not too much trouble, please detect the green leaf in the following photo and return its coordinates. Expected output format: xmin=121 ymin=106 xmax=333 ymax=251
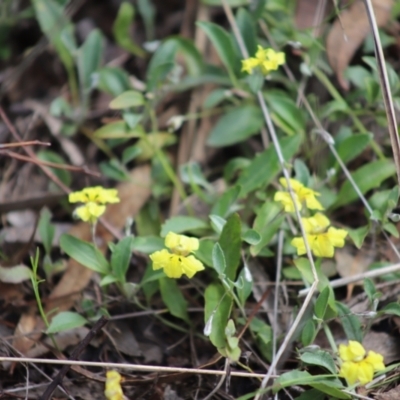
xmin=93 ymin=121 xmax=145 ymax=139
xmin=336 ymin=302 xmax=362 ymax=342
xmin=96 ymin=67 xmax=132 ymax=96
xmin=203 ymin=88 xmax=229 ymax=109
xmin=363 ymin=278 xmax=376 ymax=303
xmin=161 ymin=216 xmax=208 ymax=236
xmin=180 ymin=162 xmax=213 ymax=191
xmin=147 ymin=37 xmax=203 ymax=90
xmin=31 ymin=0 xmax=74 ymax=71
xmin=197 ymin=21 xmax=239 ymax=80
xmin=242 ymin=229 xmax=261 ymax=245
xmin=60 ymin=234 xmax=110 ymax=274
xmin=47 ymin=311 xmax=88 ymax=334
xmin=251 ymin=202 xmax=283 ymax=256
xmin=109 ymin=90 xmax=145 ymax=109
xmin=219 ymin=213 xmax=241 ymax=280
xmin=38 ymin=207 xmax=55 ymax=256
xmin=159 ymin=278 xmax=189 ymax=323
xmin=77 ymin=29 xmax=104 ymax=93
xmin=314 ymin=286 xmax=330 ymax=320
xmin=207 ymin=105 xmax=263 ymax=147
xmin=0 ymin=265 xmax=32 ymax=283
xmin=212 ymin=243 xmax=226 ymax=275
xmin=236 ymin=266 xmax=253 ymax=305
xmin=237 ymin=134 xmax=302 ymax=196
xmin=334 ymin=133 xmax=372 ymax=167
xmin=235 ymin=8 xmax=257 ymax=56
xmin=347 ymin=225 xmax=369 ymax=249
xmin=100 ymin=274 xmax=119 ymax=287
xmin=294 ymin=389 xmax=326 ymax=400
xmin=301 ymin=320 xmax=316 ymax=346
xmin=195 ymin=239 xmax=215 ymax=267
xmin=113 ymin=2 xmax=146 ymax=57
xmin=211 ymin=185 xmax=241 ymax=218
xmin=266 ymin=91 xmax=306 ymax=136
xmin=131 ymin=236 xmax=165 ymax=254
xmin=334 ymin=160 xmax=396 ymax=208
xmin=274 ymin=371 xmax=349 ymax=399
xmin=300 ymin=350 xmax=337 ymax=374
xmin=209 ymin=215 xmax=227 ymax=234
xmin=111 ymin=236 xmax=133 ymax=283
xmin=204 ymin=283 xmax=233 ymax=348
xmin=382 ymin=302 xmax=400 ymax=317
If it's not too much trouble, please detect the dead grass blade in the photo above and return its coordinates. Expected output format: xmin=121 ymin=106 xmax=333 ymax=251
xmin=363 ymin=0 xmax=400 ymax=185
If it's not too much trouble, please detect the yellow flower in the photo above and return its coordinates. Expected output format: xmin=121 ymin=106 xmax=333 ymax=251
xmin=149 ymin=232 xmax=205 ymax=279
xmin=339 ymin=341 xmax=385 ymax=385
xmin=104 ymin=370 xmax=124 ymax=400
xmin=165 ymin=231 xmax=199 ymax=255
xmin=274 ymin=178 xmax=324 ymax=212
xmin=241 ymin=45 xmax=285 ymax=75
xmin=69 ymin=186 xmax=120 ymax=223
xmin=291 ymin=213 xmax=348 ymax=258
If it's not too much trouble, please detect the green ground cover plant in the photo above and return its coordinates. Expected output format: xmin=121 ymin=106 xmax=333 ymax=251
xmin=1 ymin=0 xmax=400 ymax=399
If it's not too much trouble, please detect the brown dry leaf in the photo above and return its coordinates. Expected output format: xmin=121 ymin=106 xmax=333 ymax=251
xmin=295 ymin=0 xmax=330 ymax=31
xmin=376 ymin=386 xmax=400 ymax=400
xmin=12 ymin=164 xmax=151 ymax=355
xmin=326 ymin=0 xmax=393 ymax=90
xmin=12 ymin=310 xmax=42 ymax=355
xmin=335 ymin=247 xmax=373 ymax=300
xmin=26 ymin=326 xmax=90 ymax=358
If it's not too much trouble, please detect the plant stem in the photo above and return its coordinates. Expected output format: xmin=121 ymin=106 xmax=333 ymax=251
xmin=30 ymin=248 xmax=59 ymax=351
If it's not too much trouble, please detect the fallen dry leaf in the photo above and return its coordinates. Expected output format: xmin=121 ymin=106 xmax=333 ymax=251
xmin=12 ymin=164 xmax=151 ymax=356
xmin=326 ymin=0 xmax=393 ymax=90
xmin=376 ymin=386 xmax=400 ymax=400
xmin=294 ymin=0 xmax=330 ymax=31
xmin=12 ymin=310 xmax=41 ymax=355
xmin=335 ymin=246 xmax=374 ymax=300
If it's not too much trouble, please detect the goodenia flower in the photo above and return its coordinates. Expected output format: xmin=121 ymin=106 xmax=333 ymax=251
xmin=291 ymin=213 xmax=348 ymax=258
xmin=150 ymin=232 xmax=205 ymax=279
xmin=339 ymin=341 xmax=385 ymax=385
xmin=274 ymin=178 xmax=324 ymax=212
xmin=241 ymin=45 xmax=285 ymax=75
xmin=69 ymin=186 xmax=120 ymax=223
xmin=104 ymin=370 xmax=124 ymax=400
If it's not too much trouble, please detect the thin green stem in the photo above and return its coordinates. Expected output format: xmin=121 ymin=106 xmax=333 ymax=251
xmin=323 ymin=321 xmax=338 ymax=354
xmin=30 ymin=248 xmax=59 ymax=351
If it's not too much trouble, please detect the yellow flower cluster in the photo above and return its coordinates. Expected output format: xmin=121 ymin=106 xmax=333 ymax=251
xmin=150 ymin=232 xmax=205 ymax=279
xmin=274 ymin=178 xmax=348 ymax=258
xmin=241 ymin=45 xmax=285 ymax=75
xmin=291 ymin=213 xmax=348 ymax=258
xmin=69 ymin=186 xmax=120 ymax=223
xmin=339 ymin=341 xmax=385 ymax=385
xmin=274 ymin=178 xmax=323 ymax=212
xmin=104 ymin=370 xmax=124 ymax=400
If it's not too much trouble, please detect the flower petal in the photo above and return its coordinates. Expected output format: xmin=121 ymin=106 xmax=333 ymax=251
xmin=365 ymin=351 xmax=385 ymax=371
xmin=339 ymin=341 xmax=366 ymax=362
xmin=74 ymin=203 xmax=105 ymax=222
xmin=340 ymin=361 xmax=359 ymax=385
xmin=274 ymin=191 xmax=301 ymax=212
xmin=165 ymin=232 xmax=199 ymax=255
xmin=357 ymin=360 xmax=374 ymax=385
xmin=326 ymin=227 xmax=348 ymax=247
xmin=291 ymin=237 xmax=307 ymax=255
xmin=181 ymin=255 xmax=205 ymax=278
